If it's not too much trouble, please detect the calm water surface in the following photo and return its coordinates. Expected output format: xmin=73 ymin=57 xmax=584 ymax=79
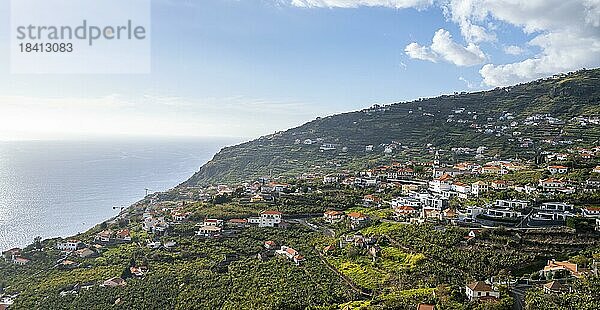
xmin=0 ymin=138 xmax=237 ymax=250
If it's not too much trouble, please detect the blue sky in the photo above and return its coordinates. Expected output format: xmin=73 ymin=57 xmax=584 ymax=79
xmin=0 ymin=0 xmax=598 ymax=140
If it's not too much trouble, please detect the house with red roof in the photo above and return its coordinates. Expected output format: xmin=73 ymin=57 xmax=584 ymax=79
xmin=13 ymin=256 xmax=31 ymax=265
xmin=582 ymin=206 xmax=600 ymax=218
xmin=543 ymin=281 xmax=570 ymax=294
xmin=276 ymin=246 xmax=305 ymax=265
xmin=115 ymin=229 xmax=132 ymax=242
xmin=465 ymin=281 xmax=500 ymax=301
xmin=264 ymin=240 xmax=277 ymax=249
xmin=347 ymin=212 xmax=369 ymax=229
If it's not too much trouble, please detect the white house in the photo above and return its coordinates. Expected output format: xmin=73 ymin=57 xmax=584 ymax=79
xmin=323 ymin=175 xmax=339 ymax=184
xmin=391 ymin=196 xmax=421 ymax=208
xmin=471 ymin=181 xmax=488 ymax=197
xmin=494 ymin=199 xmax=530 ymax=209
xmin=451 ymin=182 xmax=471 ymax=198
xmin=485 ymin=208 xmax=522 ymax=219
xmin=276 ymin=246 xmax=305 ymax=265
xmin=196 ymin=225 xmax=222 ymax=237
xmin=323 ymin=210 xmax=345 ymax=223
xmin=204 ymin=219 xmax=224 ymax=227
xmin=582 ymin=206 xmax=600 ymax=218
xmin=539 ymin=178 xmax=567 ymax=192
xmin=466 ymin=281 xmax=500 ymax=301
xmin=429 ymin=174 xmax=452 ymax=193
xmin=56 ymin=240 xmax=82 ymax=252
xmin=347 ymin=212 xmax=369 ymax=229
xmin=540 ymin=202 xmax=573 ymax=212
xmin=258 ymin=210 xmax=283 ymax=227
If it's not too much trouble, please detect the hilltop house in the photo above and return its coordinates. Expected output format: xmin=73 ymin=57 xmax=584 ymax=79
xmin=2 ymin=248 xmax=21 ymax=261
xmin=465 ymin=281 xmax=500 ymax=301
xmin=593 ymin=166 xmax=600 ymax=174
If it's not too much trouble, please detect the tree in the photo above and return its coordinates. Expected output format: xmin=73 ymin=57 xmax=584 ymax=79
xmin=121 ymin=266 xmax=133 ymax=279
xmin=33 ymin=236 xmax=42 ymax=249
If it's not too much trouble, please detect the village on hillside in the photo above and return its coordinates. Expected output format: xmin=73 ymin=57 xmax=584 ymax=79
xmin=2 ymin=139 xmax=599 ymax=309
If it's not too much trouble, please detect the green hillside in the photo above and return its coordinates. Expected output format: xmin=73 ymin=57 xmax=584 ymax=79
xmin=186 ymin=69 xmax=600 ymax=186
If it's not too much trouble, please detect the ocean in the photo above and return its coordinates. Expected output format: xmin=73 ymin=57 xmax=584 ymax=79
xmin=0 ymin=138 xmax=238 ymax=251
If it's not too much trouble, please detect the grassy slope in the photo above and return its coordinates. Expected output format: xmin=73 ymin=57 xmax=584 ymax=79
xmin=185 ymin=69 xmax=600 ymax=186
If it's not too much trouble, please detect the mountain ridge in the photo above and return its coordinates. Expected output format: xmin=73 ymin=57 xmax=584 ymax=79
xmin=185 ymin=68 xmax=600 ymax=186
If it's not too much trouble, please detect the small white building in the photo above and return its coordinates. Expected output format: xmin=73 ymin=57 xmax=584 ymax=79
xmin=323 ymin=175 xmax=339 ymax=184
xmin=495 ymin=199 xmax=530 ymax=209
xmin=547 ymin=165 xmax=568 ymax=174
xmin=323 ymin=210 xmax=345 ymax=223
xmin=258 ymin=211 xmax=283 ymax=227
xmin=196 ymin=225 xmax=222 ymax=237
xmin=429 ymin=174 xmax=452 ymax=193
xmin=471 ymin=181 xmax=488 ymax=197
xmin=56 ymin=240 xmax=82 ymax=252
xmin=466 ymin=281 xmax=500 ymax=301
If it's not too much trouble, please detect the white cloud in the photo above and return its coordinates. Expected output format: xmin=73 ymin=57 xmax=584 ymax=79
xmin=289 ymin=0 xmax=600 ymax=87
xmin=448 ymin=0 xmax=600 ymax=86
xmin=405 ymin=29 xmax=487 ymax=66
xmin=443 ymin=0 xmax=496 ymax=43
xmin=503 ymin=45 xmax=524 ymax=55
xmin=290 ymin=0 xmax=432 ymax=9
xmin=404 ymin=42 xmax=438 ymax=62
